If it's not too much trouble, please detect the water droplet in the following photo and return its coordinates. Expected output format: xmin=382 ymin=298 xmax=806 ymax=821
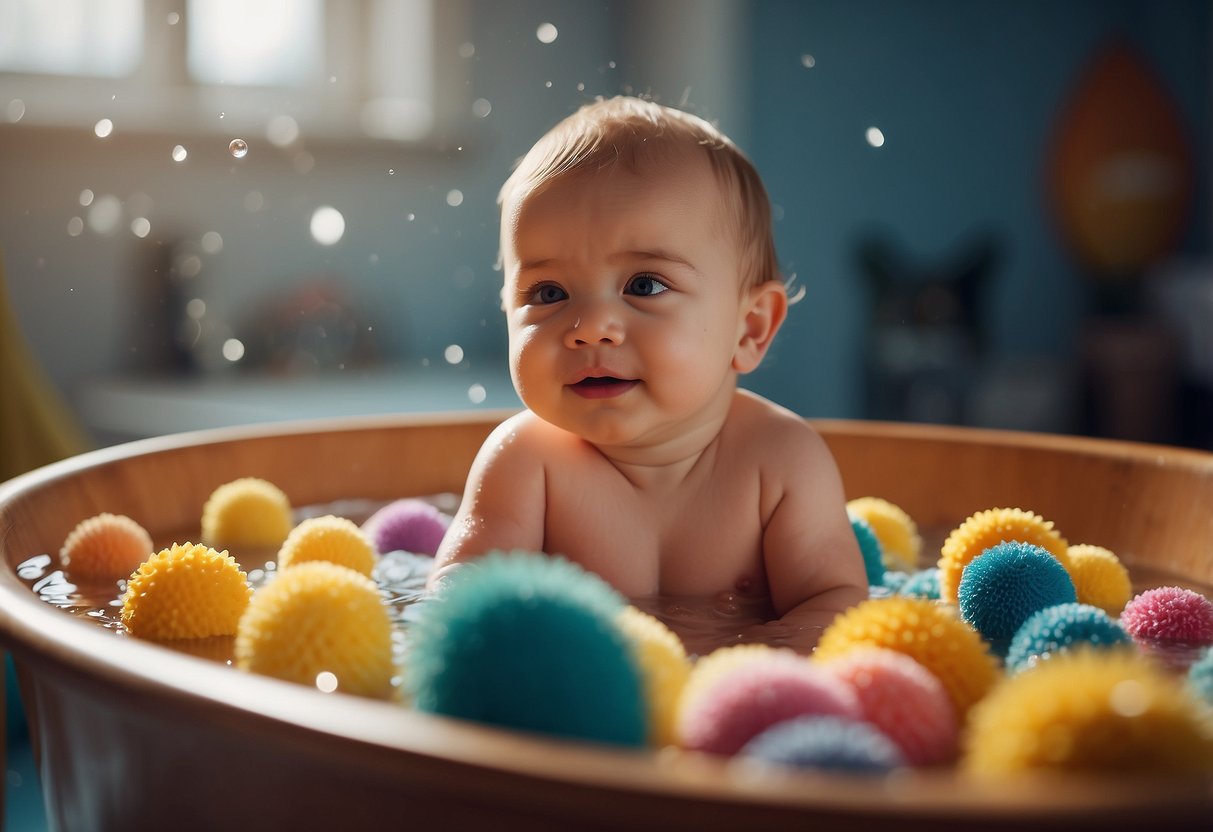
xmin=536 ymin=22 xmax=558 ymax=44
xmin=406 ymin=212 xmax=416 ymax=222
xmin=544 ymin=80 xmax=553 ymax=89
xmin=309 ymin=205 xmax=345 ymax=246
xmin=166 ymin=11 xmax=180 ymax=25
xmin=576 ymin=82 xmax=585 ymax=92
xmin=66 ymin=216 xmax=83 ymax=237
xmin=218 ymin=111 xmax=225 ymax=119
xmin=228 ymin=138 xmax=249 ymax=158
xmin=94 ymin=118 xmax=114 ymax=138
xmin=388 ymin=168 xmax=395 ymax=175
xmin=130 ymin=217 xmax=151 ymax=238
xmin=79 ymin=189 xmax=94 ymax=207
xmin=801 ymin=54 xmax=816 ymax=69
xmin=608 ymin=60 xmax=616 ymax=69
xmin=865 ymin=126 xmax=885 ymax=148
xmin=7 ymin=98 xmax=25 ymax=123
xmin=222 ymin=338 xmax=245 ymax=362
xmin=458 ymin=42 xmax=475 ymax=59
xmin=171 ymin=144 xmax=188 ymax=162
xmin=444 ymin=344 xmax=464 ymax=365
xmin=468 ymin=384 xmax=487 ymax=404
xmin=471 ymin=98 xmax=491 ymax=118
xmin=200 ymin=231 xmax=223 ymax=254
xmin=446 ymin=189 xmax=464 ymax=207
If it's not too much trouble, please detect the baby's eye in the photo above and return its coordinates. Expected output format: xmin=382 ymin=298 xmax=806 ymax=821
xmin=625 ymin=273 xmax=669 ymax=297
xmin=526 ymin=283 xmax=568 ymax=304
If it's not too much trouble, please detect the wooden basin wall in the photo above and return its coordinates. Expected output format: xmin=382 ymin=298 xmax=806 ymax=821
xmin=1 ymin=412 xmax=1212 ymax=831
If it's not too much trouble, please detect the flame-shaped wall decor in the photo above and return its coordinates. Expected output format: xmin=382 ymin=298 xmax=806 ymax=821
xmin=1047 ymin=39 xmax=1194 ymax=279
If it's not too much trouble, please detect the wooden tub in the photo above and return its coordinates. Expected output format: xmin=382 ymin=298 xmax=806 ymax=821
xmin=2 ymin=412 xmax=1212 ymax=831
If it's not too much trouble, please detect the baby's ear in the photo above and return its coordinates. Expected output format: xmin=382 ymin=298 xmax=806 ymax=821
xmin=732 ymin=280 xmax=788 ymax=373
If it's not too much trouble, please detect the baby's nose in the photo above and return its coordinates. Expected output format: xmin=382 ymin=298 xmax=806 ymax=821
xmin=564 ymin=302 xmax=624 ymax=348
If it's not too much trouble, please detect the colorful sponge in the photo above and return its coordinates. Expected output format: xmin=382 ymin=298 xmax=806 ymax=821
xmin=235 ymin=561 xmax=395 ymax=698
xmin=964 ymin=648 xmax=1213 ymax=776
xmin=121 ymin=542 xmax=251 ymax=640
xmin=820 ymin=647 xmax=958 ymax=765
xmin=957 ymin=541 xmax=1077 ymax=657
xmin=846 ymin=497 xmax=921 ymax=572
xmin=1004 ymin=602 xmax=1131 ymax=674
xmin=60 ymin=512 xmax=152 ymax=581
xmin=406 ymin=551 xmax=646 ymax=747
xmin=814 ymin=597 xmax=1000 ymax=720
xmin=616 ymin=606 xmax=691 ymax=747
xmin=938 ymin=507 xmax=1069 ymax=604
xmin=676 ymin=648 xmax=859 ymax=756
xmin=849 ymin=514 xmax=885 ymax=587
xmin=1120 ymin=586 xmax=1213 ymax=646
xmin=741 ymin=715 xmax=904 ymax=772
xmin=362 ymin=498 xmax=450 ymax=556
xmin=1065 ymin=544 xmax=1132 ymax=616
xmin=277 ymin=515 xmax=376 ymax=577
xmin=201 ymin=477 xmax=292 ymax=549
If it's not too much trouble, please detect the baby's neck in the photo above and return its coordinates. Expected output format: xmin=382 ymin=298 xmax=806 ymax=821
xmin=589 ymin=404 xmax=732 ymax=493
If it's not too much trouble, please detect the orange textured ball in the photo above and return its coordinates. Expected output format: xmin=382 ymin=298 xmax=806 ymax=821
xmin=61 ymin=512 xmax=153 ymax=581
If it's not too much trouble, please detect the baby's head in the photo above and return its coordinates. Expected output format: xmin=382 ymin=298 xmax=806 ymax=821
xmin=497 ymin=96 xmax=788 ymax=448
xmin=499 ymin=96 xmax=780 ymax=292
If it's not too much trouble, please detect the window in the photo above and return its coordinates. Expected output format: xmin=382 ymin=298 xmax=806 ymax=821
xmin=0 ymin=0 xmax=449 ymax=144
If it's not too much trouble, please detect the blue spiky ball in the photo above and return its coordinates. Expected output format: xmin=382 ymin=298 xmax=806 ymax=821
xmin=1189 ymin=647 xmax=1213 ymax=705
xmin=1005 ymin=602 xmax=1131 ymax=673
xmin=850 ymin=514 xmax=885 ymax=587
xmin=406 ymin=551 xmax=647 ymax=747
xmin=740 ymin=715 xmax=904 ymax=772
xmin=958 ymin=542 xmax=1077 ymax=657
xmin=898 ymin=567 xmax=941 ymax=601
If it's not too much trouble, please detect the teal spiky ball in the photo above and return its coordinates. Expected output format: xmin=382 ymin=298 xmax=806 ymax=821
xmin=1005 ymin=602 xmax=1131 ymax=673
xmin=406 ymin=551 xmax=646 ymax=747
xmin=898 ymin=567 xmax=940 ymax=601
xmin=958 ymin=542 xmax=1076 ymax=658
xmin=1189 ymin=647 xmax=1213 ymax=705
xmin=850 ymin=514 xmax=885 ymax=586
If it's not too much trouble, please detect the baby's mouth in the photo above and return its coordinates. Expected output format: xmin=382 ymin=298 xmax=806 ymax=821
xmin=568 ymin=376 xmax=639 ymax=399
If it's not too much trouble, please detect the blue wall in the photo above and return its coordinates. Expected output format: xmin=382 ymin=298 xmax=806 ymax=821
xmin=742 ymin=0 xmax=1211 ymax=419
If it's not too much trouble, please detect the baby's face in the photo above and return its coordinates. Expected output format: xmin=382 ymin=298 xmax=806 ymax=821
xmin=499 ymin=153 xmax=752 ymax=449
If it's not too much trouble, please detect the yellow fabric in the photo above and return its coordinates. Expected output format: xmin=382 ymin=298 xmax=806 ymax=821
xmin=0 ymin=254 xmax=90 ymax=480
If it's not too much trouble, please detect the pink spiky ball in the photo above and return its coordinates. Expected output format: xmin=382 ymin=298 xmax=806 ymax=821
xmin=1120 ymin=586 xmax=1213 ymax=645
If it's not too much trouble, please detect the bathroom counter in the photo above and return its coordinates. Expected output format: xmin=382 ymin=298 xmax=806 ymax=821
xmin=79 ymin=364 xmax=519 ymax=444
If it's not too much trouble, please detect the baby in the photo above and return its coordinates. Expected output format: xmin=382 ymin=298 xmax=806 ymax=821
xmin=430 ymin=96 xmax=867 ymax=651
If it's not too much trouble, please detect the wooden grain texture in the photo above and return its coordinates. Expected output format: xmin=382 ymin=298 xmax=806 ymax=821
xmin=2 ymin=414 xmax=1212 ymax=832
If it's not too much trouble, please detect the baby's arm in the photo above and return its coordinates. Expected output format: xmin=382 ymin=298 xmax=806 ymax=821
xmin=758 ymin=420 xmax=869 ymax=649
xmin=428 ymin=412 xmax=547 ymax=588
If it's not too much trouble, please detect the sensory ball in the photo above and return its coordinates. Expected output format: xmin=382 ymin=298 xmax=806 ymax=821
xmin=1004 ymin=602 xmax=1131 ymax=674
xmin=938 ymin=507 xmax=1069 ymax=605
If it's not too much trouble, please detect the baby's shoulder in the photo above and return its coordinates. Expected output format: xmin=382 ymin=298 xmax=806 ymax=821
xmin=728 ymin=390 xmax=830 ymax=463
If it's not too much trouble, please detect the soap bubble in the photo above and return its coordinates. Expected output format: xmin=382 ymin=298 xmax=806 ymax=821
xmin=130 ymin=217 xmax=151 ymax=238
xmin=467 ymin=384 xmax=487 ymax=404
xmin=171 ymin=144 xmax=188 ymax=162
xmin=458 ymin=42 xmax=475 ymax=58
xmin=801 ymin=54 xmax=816 ymax=68
xmin=472 ymin=98 xmax=492 ymax=118
xmin=200 ymin=231 xmax=223 ymax=254
xmin=66 ymin=217 xmax=84 ymax=237
xmin=79 ymin=189 xmax=94 ymax=207
xmin=86 ymin=194 xmax=123 ymax=236
xmin=446 ymin=189 xmax=463 ymax=207
xmin=222 ymin=338 xmax=246 ymax=362
xmin=266 ymin=115 xmax=299 ymax=147
xmin=7 ymin=99 xmax=25 ymax=122
xmin=865 ymin=127 xmax=886 ymax=148
xmin=94 ymin=119 xmax=114 ymax=138
xmin=444 ymin=344 xmax=464 ymax=364
xmin=309 ymin=205 xmax=345 ymax=246
xmin=229 ymin=138 xmax=249 ymax=158
xmin=536 ymin=23 xmax=558 ymax=44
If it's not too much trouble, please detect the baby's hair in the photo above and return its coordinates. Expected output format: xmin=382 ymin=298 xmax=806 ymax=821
xmin=498 ymin=96 xmax=782 ymax=291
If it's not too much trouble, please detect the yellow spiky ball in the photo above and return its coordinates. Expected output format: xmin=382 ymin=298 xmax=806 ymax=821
xmin=121 ymin=542 xmax=251 ymax=640
xmin=1066 ymin=544 xmax=1132 ymax=616
xmin=235 ymin=561 xmax=395 ymax=698
xmin=938 ymin=508 xmax=1069 ymax=605
xmin=814 ymin=597 xmax=1000 ymax=720
xmin=616 ymin=606 xmax=692 ymax=747
xmin=963 ymin=648 xmax=1213 ymax=775
xmin=846 ymin=497 xmax=922 ymax=572
xmin=61 ymin=512 xmax=153 ymax=581
xmin=201 ymin=477 xmax=293 ymax=549
xmin=277 ymin=515 xmax=376 ymax=577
